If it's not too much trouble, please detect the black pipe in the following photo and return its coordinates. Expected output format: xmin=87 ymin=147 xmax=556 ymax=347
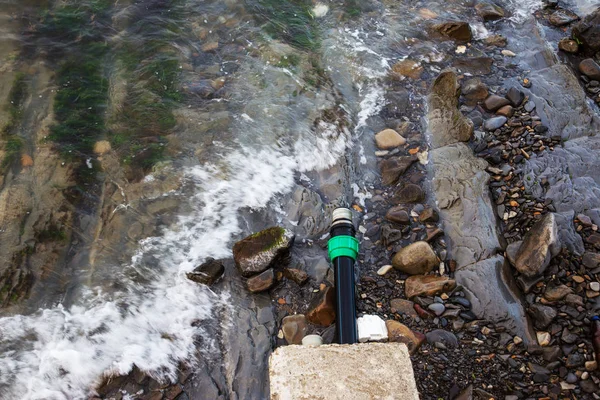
xmin=329 ymin=208 xmax=358 ymax=344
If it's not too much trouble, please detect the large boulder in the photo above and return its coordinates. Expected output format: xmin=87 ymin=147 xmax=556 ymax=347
xmin=431 ymin=143 xmax=502 ymax=269
xmin=455 ymin=255 xmax=535 ymax=344
xmin=572 ymin=7 xmax=600 ymax=55
xmin=392 ymin=241 xmax=438 ymax=275
xmin=511 ymin=213 xmax=561 ymax=278
xmin=428 ymin=71 xmax=474 ymax=149
xmin=233 ymin=227 xmax=294 ymax=277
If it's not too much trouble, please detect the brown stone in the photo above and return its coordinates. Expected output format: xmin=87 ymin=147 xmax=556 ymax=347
xmin=284 ymin=268 xmax=309 ymax=285
xmin=513 ymin=213 xmax=560 ymax=277
xmin=404 ymin=275 xmax=456 ymax=298
xmin=393 ymin=184 xmax=425 ymax=204
xmin=433 ymin=21 xmax=472 ymax=41
xmin=558 ymin=38 xmax=579 ymax=53
xmin=483 ymin=34 xmax=507 ymax=47
xmin=201 ymin=41 xmax=219 ymax=52
xmin=579 ymin=58 xmax=600 ymax=81
xmin=496 ymin=105 xmax=514 ymax=117
xmin=543 ymin=284 xmax=572 ymax=302
xmin=385 ymin=206 xmax=411 ymax=225
xmin=164 ymin=385 xmax=183 ymax=400
xmin=475 ymin=2 xmax=505 ymax=21
xmin=392 ymin=241 xmax=438 ymax=275
xmin=379 ymin=156 xmax=416 ymax=185
xmin=20 ymin=154 xmax=33 ymax=167
xmin=247 ymin=269 xmax=275 ymax=293
xmin=375 ymin=128 xmax=406 ymax=149
xmin=385 ymin=320 xmax=425 ymax=354
xmin=186 ymin=258 xmax=225 ymax=285
xmin=306 ymin=287 xmax=336 ymax=326
xmin=282 ymin=314 xmax=308 ymax=344
xmin=484 ymin=94 xmax=511 ymax=111
xmin=390 ymin=299 xmax=418 ymax=318
xmin=93 ymin=140 xmax=112 ymax=155
xmin=419 ymin=207 xmax=439 ymax=223
xmin=392 ymin=59 xmax=424 ymax=79
xmin=461 ymin=78 xmax=488 ymax=105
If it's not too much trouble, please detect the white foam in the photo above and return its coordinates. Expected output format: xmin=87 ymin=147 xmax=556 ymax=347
xmin=508 ymin=0 xmax=543 ymax=23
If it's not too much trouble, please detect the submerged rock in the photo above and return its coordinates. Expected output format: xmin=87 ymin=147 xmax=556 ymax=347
xmin=432 ymin=21 xmax=472 ymax=41
xmin=428 ymin=71 xmax=474 ymax=148
xmin=548 ymin=9 xmax=579 ymax=26
xmin=386 ymin=320 xmax=425 ymax=354
xmin=392 ymin=241 xmax=438 ymax=275
xmin=233 ymin=227 xmax=294 ymax=277
xmin=392 ymin=184 xmax=425 ymax=204
xmin=404 ymin=275 xmax=456 ymax=298
xmin=511 ymin=213 xmax=560 ymax=277
xmin=306 ymin=287 xmax=335 ymax=326
xmin=475 ymin=2 xmax=505 ymax=20
xmin=391 ymin=59 xmax=424 ymax=79
xmin=247 ymin=269 xmax=275 ymax=293
xmin=379 ymin=156 xmax=416 ymax=185
xmin=572 ymin=7 xmax=600 ymax=55
xmin=461 ymin=78 xmax=488 ymax=105
xmin=186 ymin=257 xmax=225 ymax=285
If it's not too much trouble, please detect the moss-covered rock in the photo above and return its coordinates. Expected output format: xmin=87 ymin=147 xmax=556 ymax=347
xmin=233 ymin=227 xmax=294 ymax=277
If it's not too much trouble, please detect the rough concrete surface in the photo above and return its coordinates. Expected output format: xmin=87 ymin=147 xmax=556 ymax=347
xmin=269 ymin=343 xmax=419 ymax=400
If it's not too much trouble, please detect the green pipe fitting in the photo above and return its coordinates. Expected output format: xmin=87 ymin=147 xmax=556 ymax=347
xmin=328 ymin=235 xmax=359 ymax=261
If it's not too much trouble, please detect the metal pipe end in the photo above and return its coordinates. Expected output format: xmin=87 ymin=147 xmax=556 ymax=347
xmin=332 ymin=208 xmax=353 ymax=226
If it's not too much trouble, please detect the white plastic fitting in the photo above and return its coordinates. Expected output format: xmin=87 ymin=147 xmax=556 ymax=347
xmin=357 ymin=315 xmax=388 ymax=343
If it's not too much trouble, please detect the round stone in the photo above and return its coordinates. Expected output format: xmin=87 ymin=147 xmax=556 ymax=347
xmin=375 ymin=129 xmax=406 ymax=149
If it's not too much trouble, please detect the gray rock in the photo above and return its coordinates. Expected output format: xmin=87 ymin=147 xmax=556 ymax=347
xmin=484 ymin=116 xmax=507 ymax=130
xmin=506 ymin=87 xmax=524 ymax=106
xmin=527 ymin=303 xmax=557 ymax=329
xmin=511 ymin=213 xmax=560 ymax=277
xmin=431 ymin=143 xmax=502 ymax=268
xmin=392 ymin=241 xmax=439 ymax=275
xmin=520 ymin=65 xmax=600 ymax=140
xmin=572 ymin=7 xmax=600 ymax=55
xmin=428 ymin=72 xmax=474 ymax=149
xmin=425 ymin=329 xmax=458 ymax=348
xmin=186 ymin=257 xmax=225 ymax=285
xmin=524 ymin=101 xmax=536 ymax=112
xmin=583 ymin=252 xmax=600 ymax=269
xmin=455 ymin=255 xmax=535 ymax=345
xmin=233 ymin=227 xmax=294 ymax=277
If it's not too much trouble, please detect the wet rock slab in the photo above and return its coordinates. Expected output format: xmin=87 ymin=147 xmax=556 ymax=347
xmin=233 ymin=227 xmax=294 ymax=277
xmin=431 ymin=143 xmax=502 ymax=268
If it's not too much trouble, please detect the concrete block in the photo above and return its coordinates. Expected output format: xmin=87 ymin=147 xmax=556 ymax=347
xmin=269 ymin=343 xmax=419 ymax=400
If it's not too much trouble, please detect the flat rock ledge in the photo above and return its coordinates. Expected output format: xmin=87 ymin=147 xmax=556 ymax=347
xmin=269 ymin=343 xmax=419 ymax=400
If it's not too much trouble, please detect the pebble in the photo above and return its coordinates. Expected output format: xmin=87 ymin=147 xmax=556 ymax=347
xmin=501 ymin=50 xmax=516 ymax=57
xmin=428 ymin=303 xmax=446 ymax=316
xmin=590 ymin=281 xmax=600 ymax=291
xmin=513 ymin=336 xmax=523 ymax=345
xmin=377 ymin=265 xmax=394 ymax=276
xmin=485 ymin=116 xmax=508 ymax=130
xmin=537 ymin=331 xmax=551 ymax=346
